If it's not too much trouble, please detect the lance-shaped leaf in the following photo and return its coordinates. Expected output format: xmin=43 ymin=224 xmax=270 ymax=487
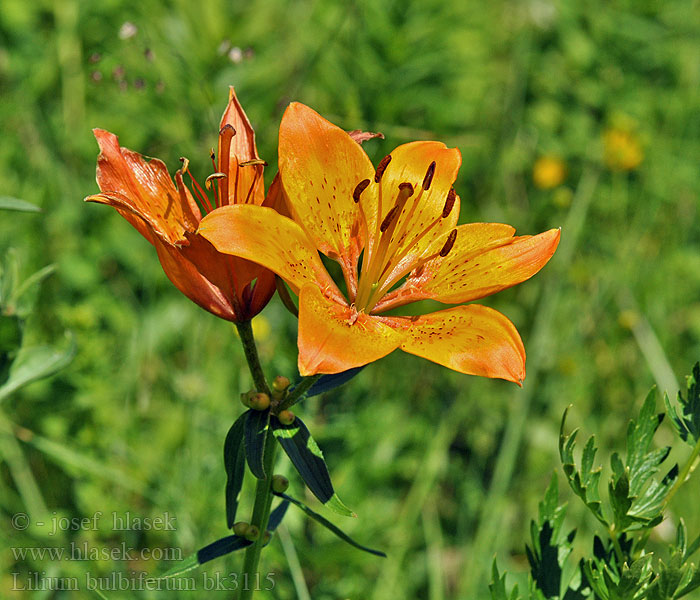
xmin=271 ymin=414 xmax=354 ymax=516
xmin=0 ymin=196 xmax=41 ymax=212
xmin=223 ymin=412 xmax=247 ymax=528
xmin=245 ymin=408 xmax=270 ymax=479
xmin=267 ymin=499 xmax=290 ymax=532
xmin=158 ymin=535 xmax=252 ymax=578
xmin=0 ymin=335 xmax=76 ymax=403
xmin=304 ymin=367 xmax=365 ymax=397
xmin=274 ymin=492 xmax=385 ymax=557
xmin=159 ymin=499 xmax=290 ymax=580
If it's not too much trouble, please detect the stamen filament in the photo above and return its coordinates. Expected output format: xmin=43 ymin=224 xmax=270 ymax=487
xmin=218 ymin=125 xmax=236 ymax=207
xmin=180 ymin=157 xmax=214 ymax=213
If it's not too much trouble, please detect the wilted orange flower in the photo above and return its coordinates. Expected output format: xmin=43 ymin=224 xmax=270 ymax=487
xmin=533 ymin=155 xmax=567 ymax=189
xmin=85 ymin=88 xmax=277 ymax=322
xmin=199 ymin=104 xmax=560 ymax=382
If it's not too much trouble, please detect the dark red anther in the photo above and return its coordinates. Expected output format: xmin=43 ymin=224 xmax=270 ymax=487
xmin=398 ymin=182 xmax=414 ymax=195
xmin=422 ymin=161 xmax=436 ymax=190
xmin=439 ymin=229 xmax=457 ymax=257
xmin=353 ymin=179 xmax=371 ymax=203
xmin=374 ymin=154 xmax=392 ymax=183
xmin=442 ymin=188 xmax=456 ymax=218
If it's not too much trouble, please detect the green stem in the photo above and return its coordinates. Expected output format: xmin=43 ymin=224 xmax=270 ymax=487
xmin=239 ymin=431 xmax=278 ymax=600
xmin=234 ymin=319 xmax=276 ymax=599
xmin=236 ymin=321 xmax=270 ymax=395
xmin=663 ymin=435 xmax=700 ymax=509
xmin=278 ymin=374 xmax=322 ymax=411
xmin=607 ymin=525 xmax=625 ymax=564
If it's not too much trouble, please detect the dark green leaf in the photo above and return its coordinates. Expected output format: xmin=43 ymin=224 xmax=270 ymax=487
xmin=272 ymin=415 xmax=354 ymax=516
xmin=274 ymin=492 xmax=384 ymax=557
xmin=223 ymin=412 xmax=247 ymax=528
xmin=158 ymin=535 xmax=251 ymax=578
xmin=267 ymin=499 xmax=290 ymax=532
xmin=244 ymin=408 xmax=270 ymax=479
xmin=0 ymin=196 xmax=41 ymax=212
xmin=665 ymin=362 xmax=700 ymax=446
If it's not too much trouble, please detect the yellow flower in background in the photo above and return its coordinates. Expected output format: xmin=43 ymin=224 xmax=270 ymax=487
xmin=533 ymin=155 xmax=567 ymax=189
xmin=603 ymin=128 xmax=643 ymax=171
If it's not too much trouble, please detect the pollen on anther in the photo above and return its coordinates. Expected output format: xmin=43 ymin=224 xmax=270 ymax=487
xmin=439 ymin=229 xmax=457 ymax=257
xmin=422 ymin=161 xmax=436 ymax=190
xmin=353 ymin=179 xmax=370 ymax=203
xmin=442 ymin=188 xmax=456 ymax=218
xmin=219 ymin=124 xmax=236 ymax=137
xmin=398 ymin=182 xmax=414 ymax=196
xmin=375 ymin=154 xmax=392 ymax=182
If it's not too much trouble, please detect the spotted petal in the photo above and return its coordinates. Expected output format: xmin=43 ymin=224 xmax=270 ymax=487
xmin=401 ymin=305 xmax=526 ymax=383
xmin=297 ymin=284 xmax=405 ymax=376
xmin=198 ymin=204 xmax=342 ymax=301
xmin=279 ymin=103 xmax=375 ymax=289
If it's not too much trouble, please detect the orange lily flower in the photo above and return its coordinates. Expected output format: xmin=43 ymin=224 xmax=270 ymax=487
xmin=199 ymin=103 xmax=560 ymax=382
xmin=85 ymin=88 xmax=277 ymax=322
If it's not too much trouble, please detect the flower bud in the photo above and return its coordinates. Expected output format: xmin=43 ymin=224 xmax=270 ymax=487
xmin=233 ymin=522 xmax=249 ymax=537
xmin=277 ymin=410 xmax=295 ymax=426
xmin=245 ymin=525 xmax=260 ymax=541
xmin=240 ymin=389 xmax=255 ymax=408
xmin=272 ymin=376 xmax=291 ymax=394
xmin=271 ymin=474 xmax=289 ymax=494
xmin=249 ymin=392 xmax=270 ymax=411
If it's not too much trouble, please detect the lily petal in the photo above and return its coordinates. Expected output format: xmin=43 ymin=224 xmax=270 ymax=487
xmin=373 ymin=222 xmax=517 ymax=312
xmin=279 ymin=103 xmax=375 ymax=281
xmin=416 ymin=227 xmax=560 ymax=304
xmin=88 ymin=129 xmax=198 ymax=244
xmin=198 ymin=204 xmax=342 ymax=300
xmin=297 ymin=284 xmax=404 ymax=375
xmin=219 ymin=87 xmax=265 ymax=206
xmin=152 ymin=233 xmax=239 ymax=321
xmin=401 ymin=304 xmax=526 ymax=383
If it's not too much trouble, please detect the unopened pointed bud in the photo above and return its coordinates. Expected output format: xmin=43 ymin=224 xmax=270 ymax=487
xmin=439 ymin=229 xmax=457 ymax=257
xmin=277 ymin=410 xmax=295 ymax=426
xmin=272 ymin=474 xmax=289 ymax=493
xmin=352 ymin=179 xmax=370 ymax=203
xmin=422 ymin=161 xmax=436 ymax=190
xmin=442 ymin=188 xmax=456 ymax=218
xmin=249 ymin=392 xmax=270 ymax=411
xmin=233 ymin=522 xmax=249 ymax=537
xmin=374 ymin=154 xmax=392 ymax=183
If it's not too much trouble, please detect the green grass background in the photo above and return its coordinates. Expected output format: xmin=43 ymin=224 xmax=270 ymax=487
xmin=1 ymin=0 xmax=700 ymax=597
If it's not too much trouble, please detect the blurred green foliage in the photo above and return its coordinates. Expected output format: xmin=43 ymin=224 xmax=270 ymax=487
xmin=1 ymin=0 xmax=699 ymax=597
